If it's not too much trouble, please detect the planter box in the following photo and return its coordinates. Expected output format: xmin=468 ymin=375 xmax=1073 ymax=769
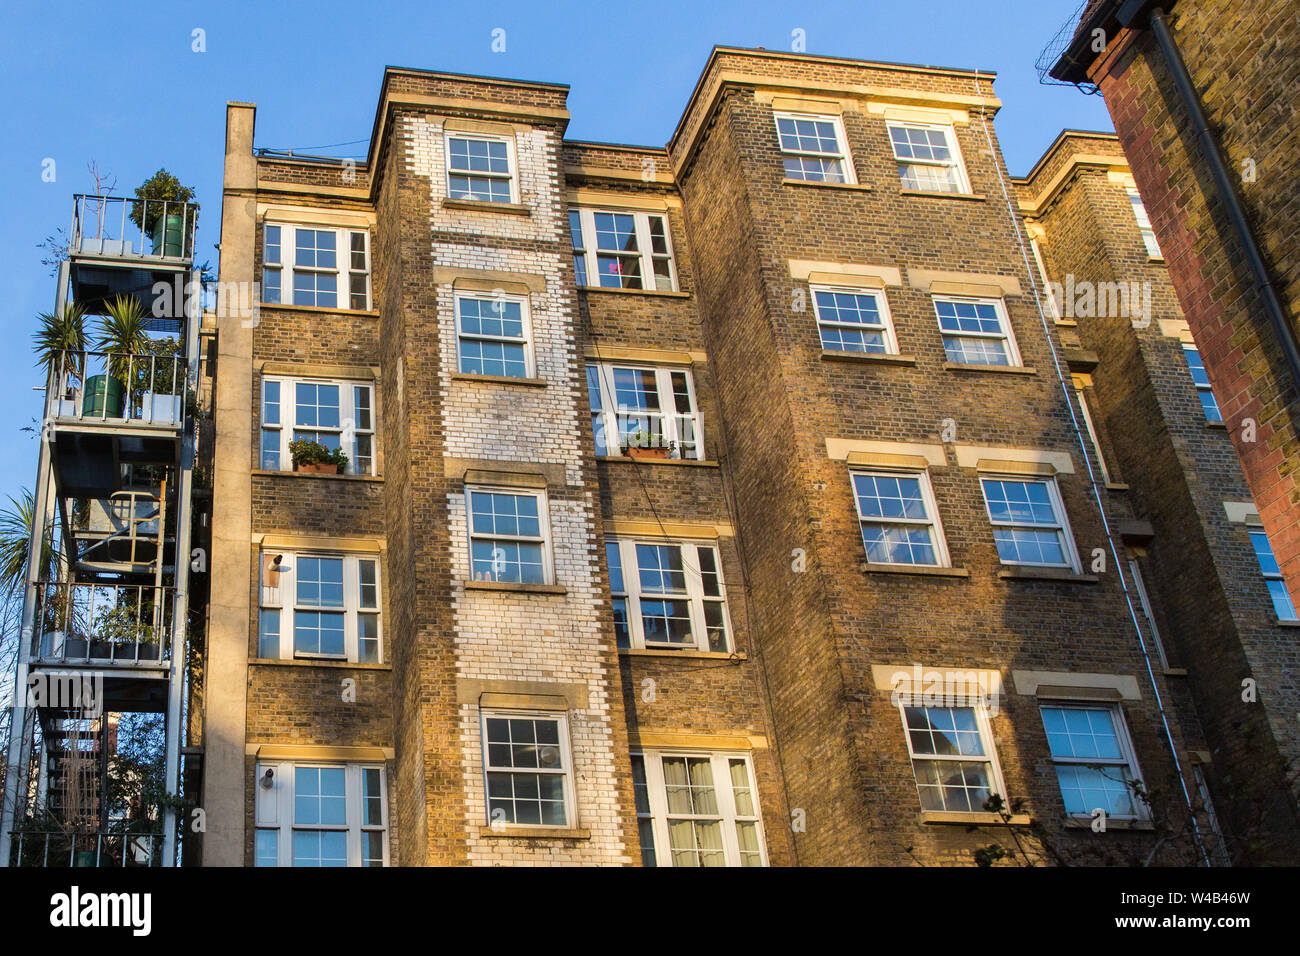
xmin=38 ymin=630 xmax=66 ymax=660
xmin=54 ymin=387 xmax=81 ymax=418
xmin=140 ymin=391 xmax=182 ymax=424
xmin=624 ymin=446 xmax=672 ymax=460
xmin=77 ymin=237 xmax=135 ymax=257
xmin=294 ymin=462 xmax=342 ymax=475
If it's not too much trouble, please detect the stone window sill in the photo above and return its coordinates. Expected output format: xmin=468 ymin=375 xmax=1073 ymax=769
xmin=1163 ymin=667 xmax=1189 ymax=677
xmin=620 ymin=648 xmax=746 ymax=661
xmin=782 ymin=178 xmax=872 ymax=192
xmin=822 ymin=350 xmax=917 ymax=366
xmin=451 ymin=372 xmax=548 ymax=388
xmin=250 ymin=657 xmax=392 ymax=671
xmin=1205 ymin=420 xmax=1228 ymax=430
xmin=900 ymin=189 xmax=986 ymax=202
xmin=1105 ymin=482 xmax=1130 ymax=492
xmin=998 ymin=566 xmax=1098 ymax=584
xmin=1275 ymin=619 xmax=1300 ymax=628
xmin=252 ymin=469 xmax=383 ymax=483
xmin=256 ymin=302 xmax=379 ymax=318
xmin=860 ymin=562 xmax=969 ymax=579
xmin=919 ymin=810 xmax=1030 ymax=826
xmin=442 ymin=197 xmax=531 ymax=216
xmin=1064 ymin=816 xmax=1154 ymax=831
xmin=464 ymin=580 xmax=567 ymax=595
xmin=944 ymin=362 xmax=1037 ymax=375
xmin=596 ymin=456 xmax=719 ymax=468
xmin=580 ymin=286 xmax=690 ymax=299
xmin=478 ymin=826 xmax=590 ymax=840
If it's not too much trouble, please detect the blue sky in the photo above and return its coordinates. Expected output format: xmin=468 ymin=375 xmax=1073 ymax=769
xmin=0 ymin=0 xmax=1108 ymax=507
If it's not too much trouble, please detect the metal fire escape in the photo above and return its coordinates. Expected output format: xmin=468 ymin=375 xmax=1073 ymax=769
xmin=0 ymin=195 xmax=200 ymax=866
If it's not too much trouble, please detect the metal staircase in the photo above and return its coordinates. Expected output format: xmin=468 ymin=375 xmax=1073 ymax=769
xmin=0 ymin=194 xmax=200 ymax=867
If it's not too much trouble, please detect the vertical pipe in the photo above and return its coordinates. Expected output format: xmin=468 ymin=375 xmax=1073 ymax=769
xmin=0 ymin=441 xmax=57 ymax=864
xmin=161 ymin=266 xmax=200 ymax=865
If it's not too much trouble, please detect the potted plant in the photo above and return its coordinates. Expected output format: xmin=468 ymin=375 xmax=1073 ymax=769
xmin=289 ymin=438 xmax=349 ymax=475
xmin=622 ymin=429 xmax=675 ymax=460
xmin=136 ymin=335 xmax=185 ymax=424
xmin=89 ymin=295 xmax=150 ymax=419
xmin=129 ymin=169 xmax=198 ymax=257
xmin=93 ymin=600 xmax=155 ymax=663
xmin=33 ymin=304 xmax=87 ymax=415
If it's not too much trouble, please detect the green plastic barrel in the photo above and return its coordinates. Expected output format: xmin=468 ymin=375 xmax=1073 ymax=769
xmin=150 ymin=213 xmax=185 ymax=257
xmin=84 ymin=375 xmax=125 ymax=418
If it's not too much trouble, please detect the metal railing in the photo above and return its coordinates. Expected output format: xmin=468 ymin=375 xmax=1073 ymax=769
xmin=71 ymin=194 xmax=196 ymax=262
xmin=76 ymin=491 xmax=164 ymax=569
xmin=600 ymin=410 xmax=704 ymax=460
xmin=9 ymin=828 xmax=162 ymax=867
xmin=46 ymin=349 xmax=186 ymax=426
xmin=32 ymin=582 xmax=173 ymax=665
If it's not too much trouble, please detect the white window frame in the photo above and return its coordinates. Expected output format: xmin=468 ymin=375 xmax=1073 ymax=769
xmin=262 ymin=222 xmax=371 ymax=311
xmin=454 ymin=292 xmax=535 ymax=379
xmin=1128 ymin=558 xmax=1171 ymax=670
xmin=258 ymin=550 xmax=382 ymax=663
xmin=444 ymin=132 xmax=517 ymax=204
xmin=586 ymin=362 xmax=705 ymax=460
xmin=1028 ymin=236 xmax=1062 ymax=321
xmin=260 ymin=375 xmax=376 ymax=476
xmin=1039 ymin=701 xmax=1148 ymax=821
xmin=773 ymin=111 xmax=856 ymax=184
xmin=1075 ymin=387 xmax=1113 ymax=484
xmin=1249 ymin=528 xmax=1299 ymax=622
xmin=480 ymin=710 xmax=575 ymax=829
xmin=634 ymin=750 xmax=767 ymax=867
xmin=886 ymin=121 xmax=971 ymax=195
xmin=1182 ymin=344 xmax=1223 ymax=422
xmin=254 ymin=762 xmax=388 ymax=866
xmin=850 ymin=469 xmax=951 ymax=568
xmin=898 ymin=700 xmax=1006 ymax=814
xmin=933 ymin=295 xmax=1022 ymax=367
xmin=464 ymin=485 xmax=553 ymax=586
xmin=979 ymin=475 xmax=1081 ymax=571
xmin=810 ymin=284 xmax=899 ymax=355
xmin=569 ymin=207 xmax=678 ymax=292
xmin=1191 ymin=764 xmax=1231 ymax=865
xmin=606 ymin=537 xmax=732 ymax=652
xmin=1127 ymin=187 xmax=1162 ymax=258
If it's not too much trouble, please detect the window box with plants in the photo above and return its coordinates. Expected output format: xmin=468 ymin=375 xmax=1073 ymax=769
xmin=621 ymin=429 xmax=676 ymax=460
xmin=289 ymin=439 xmax=349 ymax=475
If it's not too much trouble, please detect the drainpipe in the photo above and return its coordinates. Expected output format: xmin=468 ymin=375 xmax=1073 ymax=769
xmin=1128 ymin=5 xmax=1300 ymax=405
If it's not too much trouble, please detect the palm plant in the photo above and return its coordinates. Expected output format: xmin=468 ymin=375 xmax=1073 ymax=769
xmin=0 ymin=489 xmax=56 ymax=600
xmin=33 ymin=304 xmax=87 ymax=383
xmin=94 ymin=295 xmax=150 ymax=384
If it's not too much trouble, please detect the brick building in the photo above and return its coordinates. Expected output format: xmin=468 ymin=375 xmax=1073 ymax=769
xmin=1050 ymin=0 xmax=1300 ymax=622
xmin=1016 ymin=131 xmax=1300 ymax=863
xmin=195 ymin=47 xmax=1284 ymax=866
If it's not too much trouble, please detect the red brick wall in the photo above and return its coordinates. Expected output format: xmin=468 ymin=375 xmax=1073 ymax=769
xmin=1090 ymin=2 xmax=1300 ymax=613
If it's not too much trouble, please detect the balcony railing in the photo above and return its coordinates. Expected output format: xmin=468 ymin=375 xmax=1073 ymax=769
xmin=9 ymin=828 xmax=162 ymax=867
xmin=71 ymin=194 xmax=196 ymax=263
xmin=595 ymin=410 xmax=704 ymax=460
xmin=46 ymin=349 xmax=186 ymax=426
xmin=31 ymin=582 xmax=173 ymax=666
